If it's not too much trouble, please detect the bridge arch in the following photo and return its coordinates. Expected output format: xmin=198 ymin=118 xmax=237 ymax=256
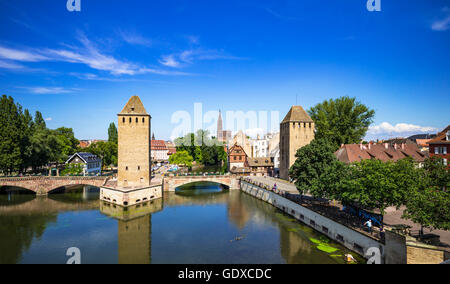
xmin=0 ymin=176 xmax=110 ymax=195
xmin=46 ymin=184 xmax=101 ymax=195
xmin=163 ymin=175 xmax=238 ymax=192
xmin=175 ymin=180 xmax=231 ymax=190
xmin=0 ymin=185 xmax=37 ymax=194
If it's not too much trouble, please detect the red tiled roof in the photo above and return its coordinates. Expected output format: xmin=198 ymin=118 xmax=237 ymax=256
xmin=335 ymin=143 xmax=428 ymax=164
xmin=151 ymin=140 xmax=168 ymax=150
xmin=416 ymin=139 xmax=432 ymax=147
xmin=427 ymin=126 xmax=450 ymax=145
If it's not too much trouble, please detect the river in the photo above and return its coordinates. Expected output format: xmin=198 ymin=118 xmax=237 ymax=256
xmin=0 ymin=182 xmax=364 ymax=264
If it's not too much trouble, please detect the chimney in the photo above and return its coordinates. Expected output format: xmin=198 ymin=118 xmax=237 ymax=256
xmin=368 ymin=143 xmax=371 ymax=150
xmin=402 ymin=143 xmax=405 ymax=150
xmin=384 ymin=143 xmax=389 ymax=150
xmin=394 ymin=143 xmax=398 ymax=150
xmin=360 ymin=143 xmax=364 ymax=151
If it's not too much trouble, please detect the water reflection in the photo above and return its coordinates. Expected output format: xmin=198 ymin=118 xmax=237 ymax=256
xmin=0 ymin=183 xmax=363 ymax=264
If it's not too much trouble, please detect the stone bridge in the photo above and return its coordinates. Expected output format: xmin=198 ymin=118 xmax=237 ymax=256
xmin=0 ymin=176 xmax=111 ymax=195
xmin=162 ymin=175 xmax=240 ymax=192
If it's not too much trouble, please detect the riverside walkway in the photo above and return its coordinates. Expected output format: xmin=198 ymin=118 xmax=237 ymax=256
xmin=245 ymin=176 xmax=450 ymax=248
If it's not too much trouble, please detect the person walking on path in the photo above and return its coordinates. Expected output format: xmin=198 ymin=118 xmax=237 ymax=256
xmin=364 ymin=219 xmax=373 ymax=235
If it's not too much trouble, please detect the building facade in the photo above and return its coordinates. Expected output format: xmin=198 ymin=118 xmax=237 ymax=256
xmin=117 ymin=96 xmax=152 ymax=188
xmin=65 ymin=152 xmax=102 ymax=176
xmin=251 ymin=135 xmax=269 ymax=158
xmin=247 ymin=157 xmax=275 ymax=177
xmin=231 ymin=130 xmax=253 ymax=158
xmin=279 ymin=106 xmax=315 ymax=180
xmin=228 ymin=144 xmax=249 ymax=170
xmin=269 ymin=144 xmax=280 ymax=177
xmin=151 ymin=140 xmax=169 ymax=162
xmin=428 ymin=125 xmax=450 ymax=169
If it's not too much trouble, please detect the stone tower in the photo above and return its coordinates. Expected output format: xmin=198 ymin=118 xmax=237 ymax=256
xmin=279 ymin=106 xmax=315 ymax=180
xmin=217 ymin=110 xmax=223 ymax=142
xmin=118 ymin=96 xmax=151 ymax=188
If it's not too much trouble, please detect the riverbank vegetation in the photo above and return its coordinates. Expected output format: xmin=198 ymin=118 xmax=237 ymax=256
xmin=0 ymin=95 xmax=79 ymax=175
xmin=289 ymin=138 xmax=450 ymax=232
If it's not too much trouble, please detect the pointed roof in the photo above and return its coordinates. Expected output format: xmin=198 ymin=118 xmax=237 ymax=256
xmin=119 ymin=96 xmax=148 ymax=115
xmin=281 ymin=106 xmax=313 ymax=123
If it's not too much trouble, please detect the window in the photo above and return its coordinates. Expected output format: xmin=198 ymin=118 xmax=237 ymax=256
xmin=138 ymin=166 xmax=141 ymax=171
xmin=129 ymin=117 xmax=132 ymax=123
xmin=444 ymin=147 xmax=447 ymax=155
xmin=142 ymin=118 xmax=145 ymax=123
xmin=126 ymin=166 xmax=128 ymax=171
xmin=136 ymin=117 xmax=138 ymax=123
xmin=444 ymin=159 xmax=448 ymax=166
xmin=122 ymin=117 xmax=125 ymax=123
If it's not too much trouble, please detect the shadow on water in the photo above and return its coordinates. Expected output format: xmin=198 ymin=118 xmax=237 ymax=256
xmin=48 ymin=185 xmax=100 ymax=203
xmin=0 ymin=186 xmax=36 ymax=206
xmin=175 ymin=182 xmax=229 ymax=197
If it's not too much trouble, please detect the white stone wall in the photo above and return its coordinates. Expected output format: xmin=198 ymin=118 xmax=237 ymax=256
xmin=100 ymin=184 xmax=162 ymax=207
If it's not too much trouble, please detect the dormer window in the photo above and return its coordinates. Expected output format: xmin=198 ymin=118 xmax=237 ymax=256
xmin=447 ymin=131 xmax=450 ymax=141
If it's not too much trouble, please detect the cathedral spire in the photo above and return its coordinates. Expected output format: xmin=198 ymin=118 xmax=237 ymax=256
xmin=217 ymin=110 xmax=223 ymax=141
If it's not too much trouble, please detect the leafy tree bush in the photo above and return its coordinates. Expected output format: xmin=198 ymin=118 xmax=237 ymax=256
xmin=289 ymin=139 xmax=349 ymax=198
xmin=308 ymin=96 xmax=375 ymax=150
xmin=403 ymin=157 xmax=450 ymax=232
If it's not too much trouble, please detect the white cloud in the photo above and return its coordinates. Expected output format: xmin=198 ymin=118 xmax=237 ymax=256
xmin=0 ymin=60 xmax=25 ymax=70
xmin=45 ymin=117 xmax=52 ymax=121
xmin=0 ymin=33 xmax=192 ymax=76
xmin=368 ymin=122 xmax=438 ymax=135
xmin=19 ymin=87 xmax=79 ymax=95
xmin=431 ymin=7 xmax=450 ymax=31
xmin=159 ymin=48 xmax=245 ymax=68
xmin=0 ymin=46 xmax=48 ymax=62
xmin=159 ymin=55 xmax=181 ymax=68
xmin=118 ymin=30 xmax=152 ymax=47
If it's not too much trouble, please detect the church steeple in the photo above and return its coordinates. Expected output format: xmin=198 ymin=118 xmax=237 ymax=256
xmin=217 ymin=110 xmax=223 ymax=141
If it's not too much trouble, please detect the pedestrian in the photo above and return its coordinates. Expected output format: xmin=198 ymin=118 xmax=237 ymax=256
xmin=380 ymin=226 xmax=385 ymax=241
xmin=364 ymin=219 xmax=373 ymax=234
xmin=272 ymin=183 xmax=277 ymax=192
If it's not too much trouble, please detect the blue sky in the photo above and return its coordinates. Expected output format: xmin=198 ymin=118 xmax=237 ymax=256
xmin=0 ymin=0 xmax=449 ymax=141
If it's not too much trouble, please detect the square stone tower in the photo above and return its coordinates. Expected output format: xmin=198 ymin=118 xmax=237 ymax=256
xmin=118 ymin=96 xmax=151 ymax=188
xmin=279 ymin=106 xmax=315 ymax=180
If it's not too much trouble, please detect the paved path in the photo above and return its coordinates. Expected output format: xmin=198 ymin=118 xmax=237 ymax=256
xmin=247 ymin=176 xmax=299 ymax=194
xmin=383 ymin=206 xmax=450 ymax=247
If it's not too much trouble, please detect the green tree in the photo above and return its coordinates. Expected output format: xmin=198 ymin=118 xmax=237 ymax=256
xmin=289 ymin=139 xmax=349 ymax=198
xmin=402 ymin=157 xmax=450 ymax=233
xmin=339 ymin=158 xmax=416 ymax=215
xmin=84 ymin=141 xmax=118 ymax=167
xmin=108 ymin=122 xmax=118 ymax=143
xmin=308 ymin=96 xmax=375 ymax=150
xmin=0 ymin=95 xmax=24 ymax=175
xmin=169 ymin=150 xmax=194 ymax=168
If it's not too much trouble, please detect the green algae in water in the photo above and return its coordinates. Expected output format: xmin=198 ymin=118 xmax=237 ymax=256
xmin=310 ymin=237 xmax=339 ymax=254
xmin=317 ymin=244 xmax=338 ymax=253
xmin=309 ymin=238 xmax=321 ymax=244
